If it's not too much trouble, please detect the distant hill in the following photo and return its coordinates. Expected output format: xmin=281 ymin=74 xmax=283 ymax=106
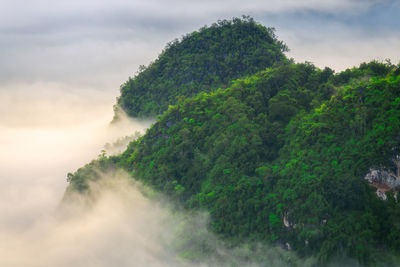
xmin=115 ymin=16 xmax=288 ymax=118
xmin=66 ymin=16 xmax=400 ymax=266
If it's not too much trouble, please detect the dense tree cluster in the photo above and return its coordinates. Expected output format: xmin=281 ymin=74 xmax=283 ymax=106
xmin=67 ymin=17 xmax=400 ymax=266
xmin=116 ymin=16 xmax=288 ymax=118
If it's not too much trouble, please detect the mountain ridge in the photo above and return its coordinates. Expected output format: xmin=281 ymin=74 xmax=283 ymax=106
xmin=115 ymin=16 xmax=288 ymax=119
xmin=66 ymin=17 xmax=400 ymax=266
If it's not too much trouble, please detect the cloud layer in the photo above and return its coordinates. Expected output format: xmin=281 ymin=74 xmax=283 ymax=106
xmin=0 ymin=0 xmax=399 ymax=90
xmin=0 ymin=169 xmax=300 ymax=267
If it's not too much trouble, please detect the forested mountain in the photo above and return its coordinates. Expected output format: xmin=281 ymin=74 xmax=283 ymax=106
xmin=116 ymin=16 xmax=288 ymax=118
xmin=66 ymin=17 xmax=400 ymax=266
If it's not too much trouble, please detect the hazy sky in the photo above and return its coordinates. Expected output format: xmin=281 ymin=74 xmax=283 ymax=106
xmin=1 ymin=0 xmax=399 ymax=91
xmin=1 ymin=0 xmax=399 ymax=130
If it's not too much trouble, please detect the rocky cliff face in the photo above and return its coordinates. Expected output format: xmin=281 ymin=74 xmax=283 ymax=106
xmin=365 ymin=168 xmax=400 ymax=200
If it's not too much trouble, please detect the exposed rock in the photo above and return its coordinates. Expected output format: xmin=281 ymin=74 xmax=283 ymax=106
xmin=376 ymin=188 xmax=388 ymax=201
xmin=365 ymin=169 xmax=400 ymax=189
xmin=283 ymin=213 xmax=298 ymax=229
xmin=283 ymin=214 xmax=290 ymax=228
xmin=364 ymin=168 xmax=400 ymax=200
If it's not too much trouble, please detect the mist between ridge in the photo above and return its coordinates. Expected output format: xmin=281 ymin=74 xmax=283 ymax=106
xmin=6 ymin=101 xmax=370 ymax=267
xmin=62 ymin=162 xmax=366 ymax=267
xmin=1 ymin=166 xmax=305 ymax=267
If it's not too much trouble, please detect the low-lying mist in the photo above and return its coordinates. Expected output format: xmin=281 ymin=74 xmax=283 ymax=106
xmin=0 ymin=85 xmax=297 ymax=266
xmin=0 ymin=84 xmax=152 ymax=235
xmin=0 ymin=172 xmax=185 ymax=267
xmin=1 ymin=167 xmax=298 ymax=267
xmin=0 ymin=83 xmax=360 ymax=267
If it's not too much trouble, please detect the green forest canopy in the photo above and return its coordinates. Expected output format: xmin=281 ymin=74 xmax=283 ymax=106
xmin=116 ymin=16 xmax=288 ymax=118
xmin=67 ymin=17 xmax=400 ymax=266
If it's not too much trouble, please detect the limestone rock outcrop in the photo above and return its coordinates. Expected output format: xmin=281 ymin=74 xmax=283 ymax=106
xmin=365 ymin=168 xmax=400 ymax=200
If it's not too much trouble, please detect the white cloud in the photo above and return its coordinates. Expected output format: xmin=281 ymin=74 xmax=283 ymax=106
xmin=0 ymin=0 xmax=398 ymax=87
xmin=0 ymin=170 xmax=297 ymax=267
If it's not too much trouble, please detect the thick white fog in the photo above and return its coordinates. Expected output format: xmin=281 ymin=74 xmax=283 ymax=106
xmin=0 ymin=93 xmax=292 ymax=266
xmin=0 ymin=84 xmax=152 ymax=230
xmin=0 ymin=82 xmax=300 ymax=266
xmin=0 ymin=171 xmax=189 ymax=267
xmin=0 ymin=85 xmax=169 ymax=266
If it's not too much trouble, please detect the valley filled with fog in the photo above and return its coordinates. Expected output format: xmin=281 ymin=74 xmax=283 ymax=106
xmin=0 ymin=88 xmax=158 ymax=266
xmin=0 ymin=88 xmax=291 ymax=267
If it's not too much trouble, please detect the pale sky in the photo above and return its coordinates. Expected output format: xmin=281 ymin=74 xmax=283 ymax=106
xmin=0 ymin=0 xmax=399 ymax=91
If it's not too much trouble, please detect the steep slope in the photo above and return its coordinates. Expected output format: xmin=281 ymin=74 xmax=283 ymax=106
xmin=66 ymin=15 xmax=400 ymax=264
xmin=116 ymin=16 xmax=288 ymax=118
xmin=67 ymin=61 xmax=400 ymax=265
xmin=272 ymin=64 xmax=400 ymax=263
xmin=118 ymin=63 xmax=335 ymax=203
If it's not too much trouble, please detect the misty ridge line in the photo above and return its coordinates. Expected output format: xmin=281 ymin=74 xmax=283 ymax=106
xmin=61 ymin=163 xmax=360 ymax=267
xmin=61 ymin=18 xmax=398 ymax=266
xmin=59 ymin=103 xmax=306 ymax=267
xmin=60 ymin=168 xmax=300 ymax=267
xmin=56 ymin=112 xmax=309 ymax=267
xmin=105 ymin=107 xmax=156 ymax=155
xmin=0 ymin=102 xmax=155 ymax=266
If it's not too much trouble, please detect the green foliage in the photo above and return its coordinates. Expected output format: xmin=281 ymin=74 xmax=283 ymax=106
xmin=66 ymin=153 xmax=118 ymax=193
xmin=66 ymin=18 xmax=400 ymax=265
xmin=116 ymin=16 xmax=288 ymax=118
xmin=272 ymin=67 xmax=400 ymax=264
xmin=113 ymin=62 xmax=400 ymax=265
xmin=115 ymin=63 xmax=335 ymax=240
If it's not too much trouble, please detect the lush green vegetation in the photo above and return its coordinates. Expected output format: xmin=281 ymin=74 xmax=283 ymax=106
xmin=67 ymin=17 xmax=400 ymax=266
xmin=116 ymin=16 xmax=288 ymax=118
